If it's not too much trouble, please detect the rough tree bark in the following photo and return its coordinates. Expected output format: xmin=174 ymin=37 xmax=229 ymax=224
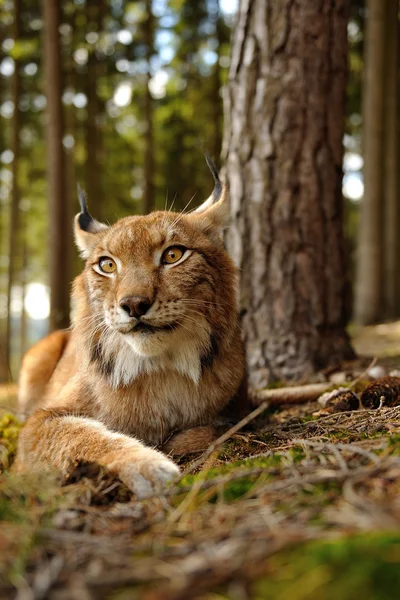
xmin=43 ymin=0 xmax=70 ymax=331
xmin=223 ymin=0 xmax=355 ymax=388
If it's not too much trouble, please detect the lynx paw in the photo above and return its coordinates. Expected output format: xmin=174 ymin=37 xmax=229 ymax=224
xmin=118 ymin=449 xmax=180 ymax=499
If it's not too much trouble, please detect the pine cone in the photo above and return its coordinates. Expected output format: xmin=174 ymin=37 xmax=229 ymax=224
xmin=360 ymin=376 xmax=400 ymax=409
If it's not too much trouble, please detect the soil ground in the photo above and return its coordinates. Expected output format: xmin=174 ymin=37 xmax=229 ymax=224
xmin=1 ymin=324 xmax=400 ymax=599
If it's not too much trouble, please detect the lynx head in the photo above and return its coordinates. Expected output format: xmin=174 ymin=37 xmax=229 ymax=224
xmin=73 ymin=157 xmax=239 ymax=386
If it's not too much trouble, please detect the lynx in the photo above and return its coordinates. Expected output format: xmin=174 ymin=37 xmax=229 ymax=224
xmin=15 ymin=157 xmax=248 ymax=497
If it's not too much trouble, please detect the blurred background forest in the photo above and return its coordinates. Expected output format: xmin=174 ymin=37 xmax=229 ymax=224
xmin=0 ymin=0 xmax=396 ymax=381
xmin=0 ymin=0 xmax=236 ymax=377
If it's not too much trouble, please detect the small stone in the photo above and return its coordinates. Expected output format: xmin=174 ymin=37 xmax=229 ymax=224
xmin=329 ymin=372 xmax=347 ymax=384
xmin=367 ymin=365 xmax=386 ymax=379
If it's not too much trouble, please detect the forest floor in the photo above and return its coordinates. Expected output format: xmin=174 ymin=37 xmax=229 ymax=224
xmin=1 ymin=324 xmax=400 ymax=599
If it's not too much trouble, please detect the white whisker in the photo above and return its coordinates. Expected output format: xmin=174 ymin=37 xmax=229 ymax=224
xmin=168 ymin=192 xmax=197 ymax=231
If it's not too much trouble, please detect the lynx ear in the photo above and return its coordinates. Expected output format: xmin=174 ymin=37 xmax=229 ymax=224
xmin=190 ymin=155 xmax=229 ymax=231
xmin=74 ymin=185 xmax=109 ymax=258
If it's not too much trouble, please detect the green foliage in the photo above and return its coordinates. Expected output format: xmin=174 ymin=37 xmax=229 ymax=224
xmin=388 ymin=434 xmax=400 ymax=454
xmin=0 ymin=413 xmax=22 ymax=470
xmin=251 ymin=533 xmax=400 ymax=600
xmin=176 ymin=449 xmax=308 ymax=504
xmin=9 ymin=38 xmax=39 ymax=61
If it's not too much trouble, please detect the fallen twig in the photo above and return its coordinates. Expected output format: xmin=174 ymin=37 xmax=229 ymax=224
xmin=250 ymin=357 xmax=380 ymax=408
xmin=251 ymin=383 xmax=332 ymax=406
xmin=16 ymin=556 xmax=64 ymax=600
xmin=293 ymin=439 xmax=381 ymax=465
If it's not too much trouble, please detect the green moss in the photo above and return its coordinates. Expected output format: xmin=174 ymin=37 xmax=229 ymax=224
xmin=297 ymin=414 xmax=316 ymax=423
xmin=251 ymin=533 xmax=400 ymax=600
xmin=328 ymin=431 xmax=353 ymax=441
xmin=175 ymin=452 xmax=293 ymax=506
xmin=0 ymin=413 xmax=22 ymax=471
xmin=388 ymin=435 xmax=400 ymax=454
xmin=210 ymin=477 xmax=259 ymax=503
xmin=289 ymin=446 xmax=306 ymax=463
xmin=178 ymin=453 xmax=284 ymax=489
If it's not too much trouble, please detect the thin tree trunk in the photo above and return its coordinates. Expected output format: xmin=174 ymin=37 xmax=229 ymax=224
xmin=223 ymin=0 xmax=355 ymax=387
xmin=354 ymin=0 xmax=387 ymax=324
xmin=85 ymin=0 xmax=105 ymax=220
xmin=65 ymin=4 xmax=81 ymax=278
xmin=383 ymin=1 xmax=400 ymax=318
xmin=143 ymin=0 xmax=155 ymax=214
xmin=212 ymin=0 xmax=223 ymax=161
xmin=43 ymin=0 xmax=70 ymax=331
xmin=85 ymin=49 xmax=99 ymax=210
xmin=5 ymin=0 xmax=22 ymax=371
xmin=20 ymin=232 xmax=28 ymax=358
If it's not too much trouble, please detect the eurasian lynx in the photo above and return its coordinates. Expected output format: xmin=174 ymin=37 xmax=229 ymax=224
xmin=15 ymin=157 xmax=248 ymax=497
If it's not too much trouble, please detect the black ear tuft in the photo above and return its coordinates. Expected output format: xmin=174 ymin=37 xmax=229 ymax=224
xmin=77 ymin=184 xmax=94 ymax=231
xmin=204 ymin=154 xmax=222 ymax=202
xmin=77 ymin=184 xmax=88 ymax=213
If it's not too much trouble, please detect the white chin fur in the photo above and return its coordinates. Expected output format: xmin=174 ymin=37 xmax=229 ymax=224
xmin=101 ymin=318 xmax=212 ymax=388
xmin=124 ymin=330 xmax=172 ymax=357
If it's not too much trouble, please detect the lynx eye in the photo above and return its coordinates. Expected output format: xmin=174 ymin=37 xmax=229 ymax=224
xmin=99 ymin=257 xmax=117 ymax=273
xmin=162 ymin=246 xmax=185 ymax=265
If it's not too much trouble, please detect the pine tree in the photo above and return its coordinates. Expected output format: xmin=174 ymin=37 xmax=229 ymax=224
xmin=223 ymin=0 xmax=355 ymax=386
xmin=43 ymin=0 xmax=70 ymax=330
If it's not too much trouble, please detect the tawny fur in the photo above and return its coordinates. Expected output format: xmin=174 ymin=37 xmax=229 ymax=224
xmin=15 ymin=183 xmax=248 ymax=497
xmin=18 ymin=329 xmax=70 ymax=418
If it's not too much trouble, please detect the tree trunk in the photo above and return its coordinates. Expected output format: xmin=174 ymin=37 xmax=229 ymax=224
xmin=223 ymin=0 xmax=355 ymax=388
xmin=65 ymin=4 xmax=82 ymax=278
xmin=143 ymin=0 xmax=155 ymax=214
xmin=85 ymin=0 xmax=105 ymax=220
xmin=43 ymin=0 xmax=70 ymax=331
xmin=354 ymin=0 xmax=387 ymax=324
xmin=5 ymin=0 xmax=22 ymax=371
xmin=383 ymin=1 xmax=400 ymax=319
xmin=20 ymin=229 xmax=28 ymax=358
xmin=212 ymin=0 xmax=223 ymax=161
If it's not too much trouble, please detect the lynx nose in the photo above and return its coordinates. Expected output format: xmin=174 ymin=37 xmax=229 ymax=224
xmin=119 ymin=296 xmax=152 ymax=318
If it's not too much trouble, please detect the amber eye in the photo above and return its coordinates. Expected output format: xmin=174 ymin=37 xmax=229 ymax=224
xmin=162 ymin=246 xmax=185 ymax=265
xmin=99 ymin=257 xmax=117 ymax=274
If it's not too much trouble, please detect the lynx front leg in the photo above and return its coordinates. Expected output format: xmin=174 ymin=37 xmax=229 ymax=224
xmin=15 ymin=409 xmax=179 ymax=498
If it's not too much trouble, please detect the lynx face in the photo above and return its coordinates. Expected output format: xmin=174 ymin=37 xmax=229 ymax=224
xmin=81 ymin=212 xmax=229 ymax=357
xmin=74 ymin=166 xmax=238 ymax=387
